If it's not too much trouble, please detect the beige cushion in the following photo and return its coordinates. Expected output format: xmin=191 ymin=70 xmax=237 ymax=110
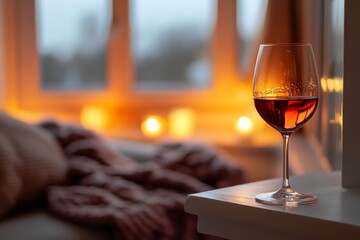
xmin=0 ymin=112 xmax=66 ymax=217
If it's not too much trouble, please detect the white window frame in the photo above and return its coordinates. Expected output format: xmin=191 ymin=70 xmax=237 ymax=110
xmin=1 ymin=0 xmax=242 ymax=113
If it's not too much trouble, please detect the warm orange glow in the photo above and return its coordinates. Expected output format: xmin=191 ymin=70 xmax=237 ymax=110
xmin=330 ymin=104 xmax=343 ymax=128
xmin=81 ymin=106 xmax=109 ymax=132
xmin=169 ymin=108 xmax=195 ymax=139
xmin=235 ymin=116 xmax=253 ymax=134
xmin=321 ymin=77 xmax=343 ymax=93
xmin=6 ymin=109 xmax=43 ymax=123
xmin=141 ymin=115 xmax=166 ymax=138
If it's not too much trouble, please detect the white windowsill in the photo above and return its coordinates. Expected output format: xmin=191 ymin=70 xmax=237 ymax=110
xmin=185 ymin=171 xmax=360 ymax=240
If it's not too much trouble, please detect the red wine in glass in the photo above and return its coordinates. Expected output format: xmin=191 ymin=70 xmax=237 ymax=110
xmin=252 ymin=43 xmax=320 ymax=206
xmin=254 ymin=97 xmax=318 ymax=135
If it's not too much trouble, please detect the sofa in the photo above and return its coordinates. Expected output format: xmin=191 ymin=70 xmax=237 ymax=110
xmin=0 ymin=113 xmax=245 ymax=240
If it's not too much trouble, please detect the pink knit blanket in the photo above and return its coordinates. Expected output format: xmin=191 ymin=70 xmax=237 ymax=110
xmin=39 ymin=121 xmax=245 ymax=240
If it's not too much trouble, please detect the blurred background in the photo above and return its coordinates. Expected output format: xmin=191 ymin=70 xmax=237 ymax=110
xmin=0 ymin=0 xmax=343 ymax=182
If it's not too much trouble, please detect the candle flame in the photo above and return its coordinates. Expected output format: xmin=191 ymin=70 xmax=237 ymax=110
xmin=141 ymin=115 xmax=165 ymax=138
xmin=236 ymin=116 xmax=253 ymax=134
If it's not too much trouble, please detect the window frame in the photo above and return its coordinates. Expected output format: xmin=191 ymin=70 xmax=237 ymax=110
xmin=7 ymin=0 xmax=126 ymax=110
xmin=4 ymin=0 xmax=242 ymax=112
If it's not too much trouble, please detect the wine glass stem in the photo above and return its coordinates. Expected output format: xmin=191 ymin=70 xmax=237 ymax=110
xmin=282 ymin=134 xmax=291 ymax=189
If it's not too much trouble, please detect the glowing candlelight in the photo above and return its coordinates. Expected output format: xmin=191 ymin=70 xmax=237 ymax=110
xmin=321 ymin=77 xmax=343 ymax=93
xmin=141 ymin=115 xmax=166 ymax=138
xmin=169 ymin=108 xmax=195 ymax=139
xmin=81 ymin=106 xmax=109 ymax=132
xmin=235 ymin=116 xmax=253 ymax=134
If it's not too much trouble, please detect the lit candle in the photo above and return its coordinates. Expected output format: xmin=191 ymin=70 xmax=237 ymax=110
xmin=235 ymin=116 xmax=253 ymax=135
xmin=141 ymin=115 xmax=166 ymax=138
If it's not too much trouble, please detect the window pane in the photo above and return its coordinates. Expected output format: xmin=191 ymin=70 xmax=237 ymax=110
xmin=131 ymin=0 xmax=216 ymax=90
xmin=320 ymin=0 xmax=344 ymax=170
xmin=237 ymin=0 xmax=268 ymax=78
xmin=36 ymin=0 xmax=111 ymax=91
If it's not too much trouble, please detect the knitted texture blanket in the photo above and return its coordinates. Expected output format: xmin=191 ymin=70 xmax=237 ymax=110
xmin=39 ymin=121 xmax=245 ymax=240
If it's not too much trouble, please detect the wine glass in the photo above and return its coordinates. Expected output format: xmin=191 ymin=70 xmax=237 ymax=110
xmin=252 ymin=43 xmax=320 ymax=206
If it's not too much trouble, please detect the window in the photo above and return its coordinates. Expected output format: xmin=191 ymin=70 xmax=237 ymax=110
xmin=4 ymin=0 xmax=123 ymax=109
xmin=237 ymin=0 xmax=268 ymax=79
xmin=3 ymin=1 xmax=248 ymax=141
xmin=35 ymin=0 xmax=216 ymax=93
xmin=9 ymin=0 xmax=240 ymax=109
xmin=320 ymin=0 xmax=344 ymax=170
xmin=131 ymin=0 xmax=215 ymax=90
xmin=36 ymin=0 xmax=111 ymax=91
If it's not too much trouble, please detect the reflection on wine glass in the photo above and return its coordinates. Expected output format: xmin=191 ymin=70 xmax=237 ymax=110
xmin=252 ymin=43 xmax=320 ymax=206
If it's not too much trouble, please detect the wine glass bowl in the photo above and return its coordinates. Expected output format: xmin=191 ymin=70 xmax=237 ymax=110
xmin=253 ymin=43 xmax=320 ymax=206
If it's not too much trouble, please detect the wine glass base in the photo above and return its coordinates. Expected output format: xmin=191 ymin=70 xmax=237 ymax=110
xmin=255 ymin=187 xmax=316 ymax=206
